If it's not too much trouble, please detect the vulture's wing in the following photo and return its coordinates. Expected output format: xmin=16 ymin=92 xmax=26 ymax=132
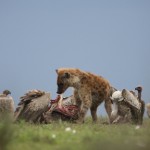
xmin=14 ymin=90 xmax=50 ymax=123
xmin=19 ymin=90 xmax=45 ymax=105
xmin=122 ymin=89 xmax=141 ymax=110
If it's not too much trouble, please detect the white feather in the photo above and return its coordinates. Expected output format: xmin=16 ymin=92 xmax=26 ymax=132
xmin=111 ymin=90 xmax=124 ymax=101
xmin=111 ymin=102 xmax=118 ymax=117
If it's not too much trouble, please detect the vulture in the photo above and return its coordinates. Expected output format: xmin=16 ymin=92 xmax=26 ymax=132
xmin=0 ymin=90 xmax=15 ymax=121
xmin=146 ymin=103 xmax=150 ymax=118
xmin=14 ymin=90 xmax=50 ymax=123
xmin=110 ymin=87 xmax=144 ymax=125
xmin=110 ymin=90 xmax=133 ymax=124
xmin=135 ymin=86 xmax=145 ymax=124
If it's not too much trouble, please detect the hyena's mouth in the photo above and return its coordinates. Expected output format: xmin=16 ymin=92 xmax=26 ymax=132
xmin=57 ymin=90 xmax=64 ymax=94
xmin=57 ymin=83 xmax=65 ymax=94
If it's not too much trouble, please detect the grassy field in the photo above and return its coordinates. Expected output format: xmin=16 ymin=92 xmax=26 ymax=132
xmin=0 ymin=117 xmax=150 ymax=150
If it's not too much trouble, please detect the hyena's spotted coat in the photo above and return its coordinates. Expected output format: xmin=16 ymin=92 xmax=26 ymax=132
xmin=56 ymin=68 xmax=112 ymax=123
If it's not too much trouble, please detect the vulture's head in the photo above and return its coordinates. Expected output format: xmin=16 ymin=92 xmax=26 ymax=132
xmin=110 ymin=90 xmax=124 ymax=103
xmin=3 ymin=90 xmax=11 ymax=96
xmin=135 ymin=86 xmax=143 ymax=92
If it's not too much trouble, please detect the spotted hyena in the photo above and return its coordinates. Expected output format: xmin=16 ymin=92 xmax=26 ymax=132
xmin=56 ymin=68 xmax=112 ymax=123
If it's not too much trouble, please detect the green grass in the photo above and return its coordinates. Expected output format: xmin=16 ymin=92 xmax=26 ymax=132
xmin=0 ymin=118 xmax=150 ymax=150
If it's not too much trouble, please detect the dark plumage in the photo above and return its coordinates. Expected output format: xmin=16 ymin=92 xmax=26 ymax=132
xmin=135 ymin=86 xmax=145 ymax=124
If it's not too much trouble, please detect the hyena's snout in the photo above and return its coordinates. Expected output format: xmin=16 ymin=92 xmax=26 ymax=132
xmin=57 ymin=83 xmax=65 ymax=94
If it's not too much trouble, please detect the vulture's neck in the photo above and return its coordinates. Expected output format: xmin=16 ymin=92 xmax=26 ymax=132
xmin=137 ymin=90 xmax=142 ymax=101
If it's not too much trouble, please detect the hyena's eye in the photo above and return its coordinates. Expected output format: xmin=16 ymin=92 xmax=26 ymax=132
xmin=62 ymin=72 xmax=70 ymax=79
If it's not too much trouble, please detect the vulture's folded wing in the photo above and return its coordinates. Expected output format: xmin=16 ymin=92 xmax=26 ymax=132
xmin=122 ymin=89 xmax=141 ymax=110
xmin=15 ymin=90 xmax=50 ymax=123
xmin=19 ymin=90 xmax=45 ymax=105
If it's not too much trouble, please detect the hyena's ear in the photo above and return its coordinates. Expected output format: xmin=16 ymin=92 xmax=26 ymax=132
xmin=56 ymin=69 xmax=58 ymax=74
xmin=63 ymin=72 xmax=70 ymax=79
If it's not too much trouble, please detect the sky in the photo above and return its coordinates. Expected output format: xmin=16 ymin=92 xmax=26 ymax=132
xmin=0 ymin=0 xmax=150 ymax=116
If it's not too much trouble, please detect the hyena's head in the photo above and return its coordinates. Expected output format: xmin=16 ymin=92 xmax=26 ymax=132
xmin=56 ymin=68 xmax=80 ymax=94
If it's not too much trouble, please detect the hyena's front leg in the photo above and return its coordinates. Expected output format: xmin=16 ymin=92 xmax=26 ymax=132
xmin=74 ymin=89 xmax=82 ymax=108
xmin=75 ymin=91 xmax=92 ymax=123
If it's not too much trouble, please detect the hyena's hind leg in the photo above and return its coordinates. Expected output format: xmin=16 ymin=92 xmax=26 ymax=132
xmin=106 ymin=86 xmax=117 ymax=124
xmin=90 ymin=101 xmax=103 ymax=123
xmin=104 ymin=98 xmax=113 ymax=124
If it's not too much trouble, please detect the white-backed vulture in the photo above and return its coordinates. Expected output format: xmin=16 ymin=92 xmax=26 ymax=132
xmin=0 ymin=90 xmax=15 ymax=121
xmin=110 ymin=90 xmax=132 ymax=124
xmin=14 ymin=90 xmax=50 ymax=123
xmin=146 ymin=103 xmax=150 ymax=118
xmin=135 ymin=86 xmax=145 ymax=124
xmin=110 ymin=87 xmax=144 ymax=125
